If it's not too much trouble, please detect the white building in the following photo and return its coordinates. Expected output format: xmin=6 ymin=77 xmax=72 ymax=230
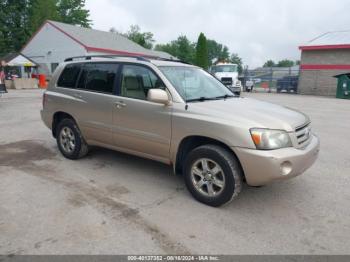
xmin=21 ymin=20 xmax=174 ymax=75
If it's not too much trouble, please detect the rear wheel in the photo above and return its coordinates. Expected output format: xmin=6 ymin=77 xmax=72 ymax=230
xmin=56 ymin=118 xmax=89 ymax=160
xmin=183 ymin=145 xmax=243 ymax=207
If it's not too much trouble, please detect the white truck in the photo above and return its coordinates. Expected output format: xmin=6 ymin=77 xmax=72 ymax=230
xmin=211 ymin=63 xmax=242 ymax=95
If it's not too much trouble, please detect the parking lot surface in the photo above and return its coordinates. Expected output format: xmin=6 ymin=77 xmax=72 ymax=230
xmin=0 ymin=90 xmax=350 ymax=255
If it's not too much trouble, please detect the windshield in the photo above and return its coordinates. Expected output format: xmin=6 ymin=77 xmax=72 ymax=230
xmin=212 ymin=65 xmax=238 ymax=73
xmin=159 ymin=66 xmax=233 ymax=102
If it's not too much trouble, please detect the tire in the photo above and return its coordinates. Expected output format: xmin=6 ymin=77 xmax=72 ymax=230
xmin=183 ymin=145 xmax=243 ymax=207
xmin=56 ymin=118 xmax=89 ymax=160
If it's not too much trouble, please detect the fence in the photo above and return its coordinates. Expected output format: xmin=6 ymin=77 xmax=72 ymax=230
xmin=242 ymin=66 xmax=300 ymax=93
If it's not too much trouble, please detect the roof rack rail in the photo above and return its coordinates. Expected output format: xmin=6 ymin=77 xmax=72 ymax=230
xmin=151 ymin=57 xmax=191 ymax=65
xmin=64 ymin=54 xmax=150 ymax=62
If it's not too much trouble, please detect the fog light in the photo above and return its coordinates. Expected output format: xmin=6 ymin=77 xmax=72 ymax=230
xmin=281 ymin=161 xmax=292 ymax=176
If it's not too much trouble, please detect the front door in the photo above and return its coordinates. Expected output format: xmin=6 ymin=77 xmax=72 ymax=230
xmin=112 ymin=64 xmax=172 ymax=162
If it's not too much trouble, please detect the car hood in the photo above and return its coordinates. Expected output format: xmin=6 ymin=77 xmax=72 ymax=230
xmin=187 ymin=97 xmax=309 ymax=132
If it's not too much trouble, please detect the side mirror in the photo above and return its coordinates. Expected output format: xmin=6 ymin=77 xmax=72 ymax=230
xmin=147 ymin=89 xmax=170 ymax=105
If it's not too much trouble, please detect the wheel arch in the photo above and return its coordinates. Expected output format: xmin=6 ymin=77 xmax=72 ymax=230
xmin=174 ymin=135 xmax=245 ymax=178
xmin=52 ymin=111 xmax=76 ymax=138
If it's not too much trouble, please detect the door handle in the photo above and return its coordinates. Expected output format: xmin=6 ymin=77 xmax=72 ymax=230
xmin=114 ymin=101 xmax=126 ymax=108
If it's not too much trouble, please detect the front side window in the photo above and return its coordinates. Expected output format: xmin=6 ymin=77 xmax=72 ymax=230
xmin=57 ymin=63 xmax=81 ymax=88
xmin=159 ymin=66 xmax=233 ymax=102
xmin=77 ymin=63 xmax=119 ymax=94
xmin=120 ymin=64 xmax=165 ymax=100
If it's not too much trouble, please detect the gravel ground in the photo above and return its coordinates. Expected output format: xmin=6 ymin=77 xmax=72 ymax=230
xmin=0 ymin=90 xmax=349 ymax=255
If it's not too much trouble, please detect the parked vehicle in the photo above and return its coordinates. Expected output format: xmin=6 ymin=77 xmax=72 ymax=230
xmin=211 ymin=63 xmax=242 ymax=95
xmin=277 ymin=76 xmax=299 ymax=93
xmin=41 ymin=55 xmax=320 ymax=206
xmin=245 ymin=78 xmax=254 ymax=92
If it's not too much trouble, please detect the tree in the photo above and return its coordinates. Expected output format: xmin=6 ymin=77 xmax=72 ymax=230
xmin=277 ymin=59 xmax=294 ymax=67
xmin=263 ymin=59 xmax=295 ymax=68
xmin=220 ymin=46 xmax=230 ymax=61
xmin=229 ymin=53 xmax=243 ymax=74
xmin=155 ymin=43 xmax=175 ymax=56
xmin=207 ymin=39 xmax=230 ymax=65
xmin=109 ymin=27 xmax=119 ymax=34
xmin=29 ymin=0 xmax=60 ymax=35
xmin=124 ymin=25 xmax=154 ymax=49
xmin=57 ymin=0 xmax=91 ymax=28
xmin=0 ymin=0 xmax=32 ymax=55
xmin=29 ymin=0 xmax=91 ymax=34
xmin=0 ymin=0 xmax=91 ymax=55
xmin=195 ymin=33 xmax=209 ymax=69
xmin=155 ymin=35 xmax=196 ymax=63
xmin=263 ymin=60 xmax=276 ymax=67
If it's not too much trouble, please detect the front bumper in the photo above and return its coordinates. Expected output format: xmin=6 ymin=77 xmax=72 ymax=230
xmin=230 ymin=86 xmax=241 ymax=93
xmin=233 ymin=134 xmax=320 ymax=186
xmin=228 ymin=84 xmax=242 ymax=93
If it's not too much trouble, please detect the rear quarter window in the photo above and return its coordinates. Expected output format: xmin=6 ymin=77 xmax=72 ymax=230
xmin=57 ymin=64 xmax=81 ymax=88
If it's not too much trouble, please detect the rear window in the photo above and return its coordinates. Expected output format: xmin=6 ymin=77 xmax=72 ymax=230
xmin=57 ymin=64 xmax=81 ymax=88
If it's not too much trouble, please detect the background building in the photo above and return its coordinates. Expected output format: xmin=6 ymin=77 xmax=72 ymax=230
xmin=21 ymin=20 xmax=174 ymax=75
xmin=0 ymin=53 xmax=39 ymax=89
xmin=0 ymin=53 xmax=38 ymax=78
xmin=298 ymin=31 xmax=350 ymax=96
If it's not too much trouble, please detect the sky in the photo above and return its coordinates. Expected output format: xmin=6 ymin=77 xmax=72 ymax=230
xmin=85 ymin=0 xmax=350 ymax=68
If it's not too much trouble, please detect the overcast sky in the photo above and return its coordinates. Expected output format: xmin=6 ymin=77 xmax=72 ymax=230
xmin=85 ymin=0 xmax=350 ymax=68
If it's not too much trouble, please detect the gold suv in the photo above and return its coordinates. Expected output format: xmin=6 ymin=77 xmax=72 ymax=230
xmin=41 ymin=55 xmax=320 ymax=206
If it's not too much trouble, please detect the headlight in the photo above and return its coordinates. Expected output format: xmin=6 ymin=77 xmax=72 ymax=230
xmin=250 ymin=128 xmax=292 ymax=150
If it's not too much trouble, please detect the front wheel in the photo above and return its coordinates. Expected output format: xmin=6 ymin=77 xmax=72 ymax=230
xmin=183 ymin=145 xmax=243 ymax=207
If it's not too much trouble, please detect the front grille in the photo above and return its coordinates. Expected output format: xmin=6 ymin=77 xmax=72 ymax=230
xmin=221 ymin=77 xmax=233 ymax=86
xmin=295 ymin=122 xmax=312 ymax=146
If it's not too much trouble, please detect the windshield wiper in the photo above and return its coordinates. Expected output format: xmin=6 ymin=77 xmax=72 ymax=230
xmin=215 ymin=94 xmax=235 ymax=100
xmin=186 ymin=94 xmax=235 ymax=102
xmin=186 ymin=97 xmax=219 ymax=102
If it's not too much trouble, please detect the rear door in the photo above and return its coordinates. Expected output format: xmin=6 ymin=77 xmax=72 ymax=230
xmin=58 ymin=62 xmax=119 ymax=145
xmin=112 ymin=63 xmax=172 ymax=162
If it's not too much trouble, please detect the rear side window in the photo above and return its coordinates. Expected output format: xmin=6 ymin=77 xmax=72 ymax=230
xmin=77 ymin=63 xmax=119 ymax=94
xmin=57 ymin=64 xmax=81 ymax=88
